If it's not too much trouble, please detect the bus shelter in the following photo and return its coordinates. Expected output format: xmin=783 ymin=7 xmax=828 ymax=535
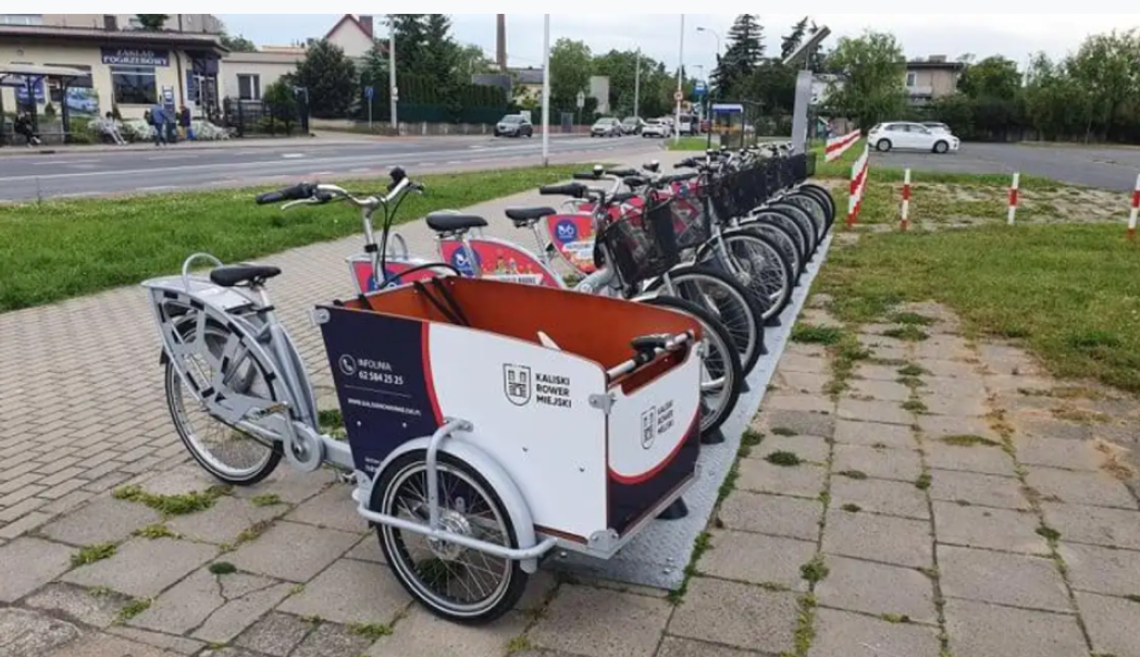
xmin=0 ymin=64 xmax=92 ymax=147
xmin=709 ymin=102 xmax=746 ymax=150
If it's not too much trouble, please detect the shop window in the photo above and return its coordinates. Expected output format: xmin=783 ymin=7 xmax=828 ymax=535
xmin=905 ymin=71 xmax=917 ymax=88
xmin=238 ymin=74 xmax=261 ymax=101
xmin=0 ymin=14 xmax=43 ymax=26
xmin=111 ymin=65 xmax=157 ymax=105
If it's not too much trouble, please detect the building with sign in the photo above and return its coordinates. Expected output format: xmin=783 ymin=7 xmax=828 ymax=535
xmin=0 ymin=22 xmax=226 ymax=122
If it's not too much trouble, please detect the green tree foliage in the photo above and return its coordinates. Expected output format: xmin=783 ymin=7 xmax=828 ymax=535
xmin=713 ymin=14 xmax=765 ymax=98
xmin=549 ymin=38 xmax=593 ymax=116
xmin=456 ymin=44 xmax=498 ymax=79
xmin=293 ymin=40 xmax=357 ymax=118
xmin=823 ymin=30 xmax=907 ymax=129
xmin=135 ymin=15 xmax=169 ymax=30
xmin=592 ymin=49 xmax=675 ymax=118
xmin=781 ymin=17 xmax=809 ymax=60
xmin=220 ymin=33 xmax=257 ymax=53
xmin=958 ymin=55 xmax=1020 ymax=99
xmin=263 ymin=80 xmax=299 ymax=132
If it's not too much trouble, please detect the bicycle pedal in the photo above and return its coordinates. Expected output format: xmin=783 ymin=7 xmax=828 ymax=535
xmin=335 ymin=471 xmax=355 ymax=484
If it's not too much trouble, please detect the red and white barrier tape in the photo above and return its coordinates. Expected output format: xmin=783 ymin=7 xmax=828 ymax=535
xmin=1007 ymin=172 xmax=1020 ymax=225
xmin=1128 ymin=173 xmax=1139 ymax=240
xmin=826 ymin=129 xmax=862 ymax=162
xmin=846 ymin=143 xmax=870 ymax=227
xmin=899 ymin=168 xmax=912 ymax=231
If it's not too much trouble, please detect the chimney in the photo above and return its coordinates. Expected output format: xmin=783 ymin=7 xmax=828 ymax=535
xmin=496 ymin=14 xmax=507 ymax=72
xmin=103 ymin=14 xmax=118 ymax=31
xmin=358 ymin=15 xmax=374 ymax=38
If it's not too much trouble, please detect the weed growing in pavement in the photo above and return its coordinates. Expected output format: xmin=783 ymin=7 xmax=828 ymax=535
xmin=506 ymin=636 xmax=534 ymax=655
xmin=792 ymin=324 xmax=844 ymax=346
xmin=800 ymin=556 xmax=829 ymax=583
xmin=902 ymin=399 xmax=928 ymax=413
xmin=1036 ymin=525 xmax=1062 ymax=542
xmin=836 ymin=470 xmax=868 ymax=480
xmin=783 ymin=594 xmax=817 ymax=657
xmin=115 ymin=598 xmax=151 ymax=624
xmin=881 ymin=613 xmax=912 ymax=624
xmin=892 ymin=312 xmax=935 ymax=326
xmin=883 ymin=326 xmax=930 ymax=342
xmin=742 ymin=429 xmax=764 ymax=446
xmin=840 ymin=503 xmax=861 ymax=513
xmin=668 ymin=531 xmax=712 ymax=605
xmin=250 ymin=494 xmax=282 ymax=507
xmin=208 ymin=561 xmax=237 ymax=575
xmin=941 ymin=435 xmax=1000 ymax=448
xmin=915 ymin=473 xmax=932 ymax=490
xmin=772 ymin=427 xmax=798 ymax=437
xmin=113 ymin=484 xmax=229 ymax=516
xmin=898 ymin=364 xmax=929 ymax=377
xmin=71 ymin=543 xmax=116 ymax=567
xmin=766 ymin=451 xmax=803 ymax=467
xmin=131 ymin=523 xmax=179 ymax=540
xmin=349 ymin=622 xmax=393 ymax=641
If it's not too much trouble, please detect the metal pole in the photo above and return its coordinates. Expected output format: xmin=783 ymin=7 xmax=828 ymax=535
xmin=389 ymin=16 xmax=398 ymax=133
xmin=675 ymin=14 xmax=685 ymax=145
xmin=634 ymin=48 xmax=641 ymax=119
xmin=542 ymin=14 xmax=551 ymax=166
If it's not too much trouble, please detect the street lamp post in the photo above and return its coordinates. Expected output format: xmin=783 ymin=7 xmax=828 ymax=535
xmin=633 ymin=47 xmax=641 ymax=120
xmin=389 ymin=15 xmax=398 ymax=132
xmin=696 ymin=26 xmax=721 ymax=149
xmin=674 ymin=14 xmax=684 ymax=145
xmin=541 ymin=14 xmax=551 ymax=166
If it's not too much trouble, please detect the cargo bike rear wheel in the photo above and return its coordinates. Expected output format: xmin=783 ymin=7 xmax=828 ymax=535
xmin=371 ymin=450 xmax=528 ymax=624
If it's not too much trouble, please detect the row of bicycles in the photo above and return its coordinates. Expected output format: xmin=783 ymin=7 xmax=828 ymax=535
xmin=141 ymin=142 xmax=835 ymax=624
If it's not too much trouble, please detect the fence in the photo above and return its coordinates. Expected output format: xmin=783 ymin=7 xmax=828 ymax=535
xmin=223 ymin=99 xmax=304 ymax=138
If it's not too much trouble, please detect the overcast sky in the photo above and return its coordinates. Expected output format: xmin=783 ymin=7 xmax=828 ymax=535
xmin=218 ymin=14 xmax=1139 ymax=74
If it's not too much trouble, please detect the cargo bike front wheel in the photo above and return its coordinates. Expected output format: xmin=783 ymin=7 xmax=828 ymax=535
xmin=371 ymin=450 xmax=527 ymax=624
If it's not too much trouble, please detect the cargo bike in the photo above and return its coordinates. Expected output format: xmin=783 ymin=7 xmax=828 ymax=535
xmin=141 ymin=171 xmax=707 ymax=624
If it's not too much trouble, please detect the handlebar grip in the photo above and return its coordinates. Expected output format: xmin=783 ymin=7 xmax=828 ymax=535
xmin=539 ymin=183 xmax=587 ymax=198
xmin=624 ymin=176 xmax=649 ymax=188
xmin=256 ymin=182 xmax=312 ymax=205
xmin=606 ymin=168 xmax=637 ymax=177
xmin=611 ymin=192 xmax=638 ymax=204
xmin=572 ymin=172 xmax=599 ymax=181
xmin=255 ymin=191 xmax=284 ymax=205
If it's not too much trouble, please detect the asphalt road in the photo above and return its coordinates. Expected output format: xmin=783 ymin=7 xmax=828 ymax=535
xmin=0 ymin=135 xmax=662 ymax=201
xmin=871 ymin=142 xmax=1140 ymax=191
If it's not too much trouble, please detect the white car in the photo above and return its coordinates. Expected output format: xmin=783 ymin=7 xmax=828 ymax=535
xmin=868 ymin=121 xmax=959 ymax=154
xmin=641 ymin=119 xmax=673 ymax=138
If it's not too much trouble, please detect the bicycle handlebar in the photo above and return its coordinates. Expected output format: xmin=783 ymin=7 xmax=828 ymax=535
xmin=256 ymin=183 xmax=315 ymax=205
xmin=539 ymin=183 xmax=588 ymax=198
xmin=258 ymin=169 xmax=419 ymax=210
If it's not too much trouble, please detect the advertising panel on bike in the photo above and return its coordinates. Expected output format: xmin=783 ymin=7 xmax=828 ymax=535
xmin=437 ymin=238 xmax=561 ymax=287
xmin=545 ymin=214 xmax=598 ymax=273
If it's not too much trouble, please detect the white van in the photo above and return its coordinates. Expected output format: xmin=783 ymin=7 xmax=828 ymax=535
xmin=676 ymin=113 xmax=697 ymax=136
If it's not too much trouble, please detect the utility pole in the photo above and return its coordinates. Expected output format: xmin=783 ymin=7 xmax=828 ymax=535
xmin=389 ymin=15 xmax=398 ymax=133
xmin=675 ymin=14 xmax=685 ymax=145
xmin=633 ymin=48 xmax=641 ymax=119
xmin=541 ymin=14 xmax=551 ymax=167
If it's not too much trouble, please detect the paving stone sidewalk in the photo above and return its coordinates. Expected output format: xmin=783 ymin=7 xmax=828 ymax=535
xmin=4 ymin=156 xmax=1140 ymax=656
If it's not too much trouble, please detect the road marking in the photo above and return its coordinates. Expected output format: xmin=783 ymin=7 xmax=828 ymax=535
xmin=147 ymin=154 xmax=194 ymax=161
xmin=417 ymin=162 xmax=435 ymax=167
xmin=311 ymin=171 xmax=334 ymax=176
xmin=281 ymin=153 xmax=305 ymax=159
xmin=350 ymin=167 xmax=370 ymax=173
xmin=33 ymin=159 xmax=101 ymax=166
xmin=447 ymin=160 xmax=462 ymax=164
xmin=54 ymin=191 xmax=99 ymax=198
xmin=136 ymin=185 xmax=176 ymax=192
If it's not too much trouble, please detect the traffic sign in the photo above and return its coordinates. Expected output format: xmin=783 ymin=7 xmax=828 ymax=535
xmin=576 ymin=91 xmax=585 ymax=109
xmin=673 ymin=90 xmax=683 ymax=102
xmin=364 ymin=86 xmax=374 ymax=100
xmin=694 ymin=81 xmax=707 ymax=96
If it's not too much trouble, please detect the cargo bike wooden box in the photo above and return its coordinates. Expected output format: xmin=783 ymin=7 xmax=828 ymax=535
xmin=144 ymin=261 xmax=704 ymax=624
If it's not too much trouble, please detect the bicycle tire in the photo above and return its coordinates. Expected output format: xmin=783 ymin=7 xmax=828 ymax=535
xmin=649 ymin=264 xmax=765 ymax=375
xmin=784 ymin=193 xmax=827 ymax=244
xmin=641 ymin=295 xmax=743 ymax=438
xmin=716 ymin=228 xmax=795 ymax=322
xmin=770 ymin=200 xmax=819 ymax=257
xmin=743 ymin=216 xmax=805 ymax=278
xmin=798 ymin=183 xmax=837 ymax=231
xmin=746 ymin=207 xmax=811 ymax=263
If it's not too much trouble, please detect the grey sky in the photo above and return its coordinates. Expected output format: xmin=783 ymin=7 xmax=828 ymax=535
xmin=217 ymin=14 xmax=1135 ymax=75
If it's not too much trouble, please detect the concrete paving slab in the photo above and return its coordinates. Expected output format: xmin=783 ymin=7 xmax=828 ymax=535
xmin=822 ymin=510 xmax=932 ymax=569
xmin=765 ymin=392 xmax=835 ymax=414
xmin=718 ymin=491 xmax=823 ymax=541
xmin=698 ymin=530 xmax=816 ymax=591
xmin=60 ymin=537 xmax=216 ymax=599
xmin=43 ymin=632 xmax=179 ymax=657
xmin=1059 ymin=541 xmax=1140 ymax=597
xmin=846 ymin=378 xmax=912 ymax=403
xmin=1013 ymin=436 xmax=1104 ymax=472
xmin=0 ymin=608 xmax=81 ymax=657
xmin=776 ymin=371 xmax=831 ymax=395
xmin=233 ymin=611 xmax=313 ymax=657
xmin=924 ymin=440 xmax=1016 ymax=477
xmin=837 ymin=398 xmax=914 ymax=426
xmin=1041 ymin=501 xmax=1140 ymax=550
xmin=735 ymin=459 xmax=826 ymax=499
xmin=1024 ymin=466 xmax=1138 ymax=510
xmin=23 ymin=582 xmax=128 ymax=629
xmin=927 ymin=469 xmax=1028 ymax=510
xmin=832 ymin=443 xmax=923 ymax=483
xmin=667 ymin=577 xmax=798 ymax=654
xmin=277 ymin=558 xmax=410 ymax=626
xmin=1074 ymin=590 xmax=1140 ymax=657
xmin=809 ymin=607 xmax=941 ymax=657
xmin=656 ymin=636 xmax=760 ymax=657
xmin=288 ymin=621 xmax=374 ymax=657
xmin=284 ymin=484 xmax=369 ymax=533
xmin=38 ymin=495 xmax=161 ymax=546
xmin=938 ymin=545 xmax=1071 ymax=611
xmin=529 ymin=585 xmax=671 ymax=657
xmin=833 ymin=419 xmax=915 ymax=449
xmin=230 ymin=469 xmax=337 ymax=505
xmin=166 ymin=495 xmax=284 ymax=545
xmin=916 ymin=392 xmax=988 ymax=417
xmin=932 ymin=502 xmax=1050 ymax=555
xmin=226 ymin=521 xmax=358 ymax=583
xmin=830 ymin=476 xmax=930 ymax=520
xmin=746 ymin=433 xmax=831 ymax=464
xmin=103 ymin=626 xmax=205 ymax=655
xmin=759 ymin=409 xmax=837 ymax=438
xmin=193 ymin=581 xmax=294 ymax=644
xmin=0 ymin=536 xmax=75 ymax=603
xmin=815 ymin=555 xmax=937 ymax=623
xmin=943 ymin=598 xmax=1085 ymax=657
xmin=366 ymin=607 xmax=528 ymax=657
xmin=344 ymin=534 xmax=386 ymax=564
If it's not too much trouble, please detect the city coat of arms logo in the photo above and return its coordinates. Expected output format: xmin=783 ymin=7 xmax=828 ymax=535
xmin=503 ymin=364 xmax=532 ymax=406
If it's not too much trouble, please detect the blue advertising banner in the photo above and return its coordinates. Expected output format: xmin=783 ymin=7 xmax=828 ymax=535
xmin=15 ymin=77 xmax=45 ymax=104
xmin=101 ymin=48 xmax=170 ymax=67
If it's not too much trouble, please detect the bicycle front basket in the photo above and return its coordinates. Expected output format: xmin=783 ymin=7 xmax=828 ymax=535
xmin=601 ymin=200 xmax=680 ymax=284
xmin=650 ymin=188 xmax=710 ymax=251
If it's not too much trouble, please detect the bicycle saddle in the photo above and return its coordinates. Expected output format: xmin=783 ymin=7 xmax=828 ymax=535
xmin=210 ymin=264 xmax=282 ymax=288
xmin=504 ymin=206 xmax=556 ymax=227
xmin=425 ymin=212 xmax=488 ymax=233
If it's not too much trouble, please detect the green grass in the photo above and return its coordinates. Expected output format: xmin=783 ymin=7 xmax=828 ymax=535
xmin=882 ymin=326 xmax=929 ymax=342
xmin=208 ymin=561 xmax=237 ymax=575
xmin=942 ymin=434 xmax=1001 ymax=447
xmin=250 ymin=493 xmax=282 ymax=507
xmin=348 ymin=622 xmax=393 ymax=641
xmin=0 ymin=165 xmax=584 ymax=312
xmin=765 ymin=451 xmax=803 ymax=467
xmin=113 ymin=484 xmax=229 ymax=516
xmin=667 ymin=135 xmax=714 ymax=151
xmin=71 ymin=543 xmax=117 ymax=567
xmin=115 ymin=598 xmax=152 ymax=624
xmin=131 ymin=523 xmax=179 ymax=540
xmin=791 ymin=323 xmax=844 ymax=345
xmin=915 ymin=473 xmax=932 ymax=490
xmin=818 ymin=224 xmax=1140 ymax=393
xmin=800 ymin=555 xmax=829 ymax=583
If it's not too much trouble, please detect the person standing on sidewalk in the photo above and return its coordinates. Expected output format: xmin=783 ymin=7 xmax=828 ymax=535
xmin=179 ymin=105 xmax=192 ymax=141
xmin=149 ymin=102 xmax=167 ymax=147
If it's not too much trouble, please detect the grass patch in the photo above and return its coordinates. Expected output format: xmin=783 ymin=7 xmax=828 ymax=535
xmin=0 ymin=165 xmax=585 ymax=312
xmin=800 ymin=555 xmax=830 ymax=583
xmin=1125 ymin=594 xmax=1140 ymax=604
xmin=840 ymin=503 xmax=862 ymax=513
xmin=791 ymin=323 xmax=844 ymax=345
xmin=765 ymin=451 xmax=803 ymax=467
xmin=826 ymin=334 xmax=873 ymax=398
xmin=115 ymin=598 xmax=151 ymax=624
xmin=941 ymin=434 xmax=1001 ymax=447
xmin=250 ymin=493 xmax=282 ymax=507
xmin=771 ymin=427 xmax=798 ymax=437
xmin=87 ymin=586 xmax=114 ymax=598
xmin=898 ymin=364 xmax=929 ymax=377
xmin=348 ymin=622 xmax=393 ymax=641
xmin=131 ymin=523 xmax=179 ymax=540
xmin=208 ymin=561 xmax=237 ymax=575
xmin=71 ymin=543 xmax=117 ymax=567
xmin=113 ymin=484 xmax=229 ymax=516
xmin=915 ymin=473 xmax=932 ymax=490
xmin=817 ymin=223 xmax=1140 ymax=393
xmin=317 ymin=408 xmax=343 ymax=430
xmin=668 ymin=531 xmax=712 ymax=604
xmin=893 ymin=312 xmax=935 ymax=326
xmin=836 ymin=470 xmax=868 ymax=480
xmin=1037 ymin=525 xmax=1062 ymax=541
xmin=742 ymin=429 xmax=764 ymax=447
xmin=506 ymin=636 xmax=534 ymax=654
xmin=882 ymin=325 xmax=930 ymax=342
xmin=667 ymin=135 xmax=715 ymax=151
xmin=881 ymin=613 xmax=912 ymax=624
xmin=785 ymin=594 xmax=817 ymax=657
xmin=901 ymin=399 xmax=928 ymax=413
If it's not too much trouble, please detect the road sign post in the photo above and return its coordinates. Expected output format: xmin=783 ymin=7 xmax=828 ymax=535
xmin=576 ymin=90 xmax=585 ymax=128
xmin=365 ymin=86 xmax=374 ymax=129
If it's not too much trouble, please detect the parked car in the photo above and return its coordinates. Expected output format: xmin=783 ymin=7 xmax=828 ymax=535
xmin=676 ymin=113 xmax=697 ymax=136
xmin=921 ymin=121 xmax=952 ymax=134
xmin=590 ymin=117 xmax=622 ymax=137
xmin=620 ymin=116 xmax=646 ymax=135
xmin=494 ymin=114 xmax=533 ymax=138
xmin=641 ymin=119 xmax=673 ymax=138
xmin=868 ymin=121 xmax=959 ymax=154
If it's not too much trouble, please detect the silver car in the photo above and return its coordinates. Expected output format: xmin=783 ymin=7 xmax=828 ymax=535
xmin=590 ymin=118 xmax=621 ymax=137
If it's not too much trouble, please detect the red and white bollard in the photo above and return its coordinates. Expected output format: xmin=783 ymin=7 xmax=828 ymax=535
xmin=1007 ymin=172 xmax=1020 ymax=225
xmin=1128 ymin=173 xmax=1140 ymax=240
xmin=899 ymin=168 xmax=912 ymax=231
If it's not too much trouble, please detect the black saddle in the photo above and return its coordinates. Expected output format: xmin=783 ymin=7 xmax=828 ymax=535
xmin=210 ymin=264 xmax=282 ymax=288
xmin=425 ymin=212 xmax=488 ymax=233
xmin=504 ymin=206 xmax=556 ymax=227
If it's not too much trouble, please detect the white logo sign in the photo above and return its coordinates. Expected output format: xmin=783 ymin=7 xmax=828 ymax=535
xmin=503 ymin=364 xmax=532 ymax=406
xmin=640 ymin=408 xmax=656 ymax=449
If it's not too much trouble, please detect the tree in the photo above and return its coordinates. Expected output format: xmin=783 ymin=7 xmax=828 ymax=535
xmin=456 ymin=44 xmax=497 ymax=80
xmin=549 ymin=38 xmax=593 ymax=116
xmin=823 ymin=30 xmax=908 ymax=129
xmin=292 ymin=40 xmax=357 ymax=118
xmin=220 ymin=33 xmax=257 ymax=53
xmin=263 ymin=80 xmax=299 ymax=133
xmin=714 ymin=14 xmax=765 ymax=98
xmin=781 ymin=17 xmax=809 ymax=61
xmin=391 ymin=14 xmax=428 ymax=75
xmin=135 ymin=14 xmax=168 ymax=30
xmin=958 ymin=55 xmax=1021 ymax=100
xmin=1066 ymin=30 xmax=1140 ymax=141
